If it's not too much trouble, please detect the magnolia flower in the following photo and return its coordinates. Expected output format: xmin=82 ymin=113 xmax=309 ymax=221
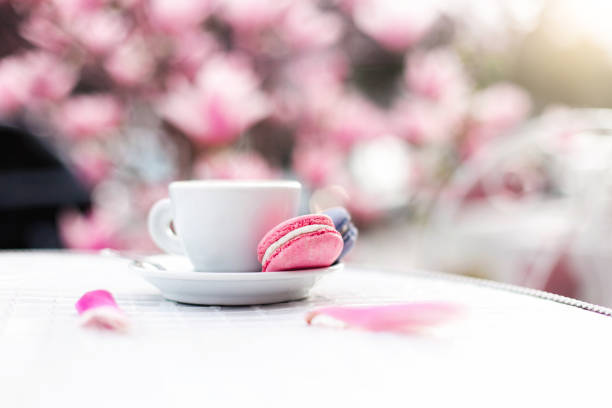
xmin=463 ymin=82 xmax=532 ymax=157
xmin=69 ymin=9 xmax=129 ymax=55
xmin=406 ymin=48 xmax=470 ymax=102
xmin=353 ymin=0 xmax=438 ymax=51
xmin=158 ymin=54 xmax=270 ymax=145
xmin=276 ymin=51 xmax=347 ymax=124
xmin=0 ymin=56 xmax=31 ymax=116
xmin=170 ymin=31 xmax=218 ymax=79
xmin=280 ymin=2 xmax=344 ymax=51
xmin=292 ymin=143 xmax=347 ymax=187
xmin=69 ymin=144 xmax=112 ymax=186
xmin=131 ymin=183 xmax=169 ymax=214
xmin=0 ymin=52 xmax=77 ymax=116
xmin=52 ymin=0 xmax=107 ymax=21
xmin=8 ymin=0 xmax=45 ymax=12
xmin=26 ymin=52 xmax=78 ymax=101
xmin=59 ymin=209 xmax=121 ymax=250
xmin=333 ymin=0 xmax=364 ymax=13
xmin=147 ymin=0 xmax=212 ymax=34
xmin=322 ymin=92 xmax=388 ymax=147
xmin=391 ymin=97 xmax=462 ymax=145
xmin=194 ymin=150 xmax=278 ymax=180
xmin=218 ymin=0 xmax=291 ymax=32
xmin=116 ymin=0 xmax=141 ymax=7
xmin=104 ymin=35 xmax=155 ymax=87
xmin=55 ymin=94 xmax=122 ymax=139
xmin=19 ymin=13 xmax=71 ymax=52
xmin=470 ymin=82 xmax=532 ymax=132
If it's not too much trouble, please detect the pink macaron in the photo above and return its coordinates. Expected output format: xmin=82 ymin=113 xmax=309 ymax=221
xmin=257 ymin=214 xmax=344 ymax=272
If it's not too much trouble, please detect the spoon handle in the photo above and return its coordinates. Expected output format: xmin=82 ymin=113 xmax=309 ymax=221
xmin=99 ymin=249 xmax=167 ymax=271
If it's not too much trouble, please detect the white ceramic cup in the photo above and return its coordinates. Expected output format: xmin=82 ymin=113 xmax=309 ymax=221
xmin=148 ymin=180 xmax=301 ymax=272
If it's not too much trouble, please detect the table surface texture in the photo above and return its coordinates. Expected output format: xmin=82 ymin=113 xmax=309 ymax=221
xmin=0 ymin=251 xmax=610 ymax=407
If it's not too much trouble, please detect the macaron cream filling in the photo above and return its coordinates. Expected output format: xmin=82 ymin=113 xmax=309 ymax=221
xmin=261 ymin=224 xmax=336 ymax=267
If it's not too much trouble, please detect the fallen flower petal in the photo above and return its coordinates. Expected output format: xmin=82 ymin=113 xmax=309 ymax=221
xmin=75 ymin=289 xmax=118 ymax=313
xmin=75 ymin=290 xmax=129 ymax=331
xmin=305 ymin=302 xmax=462 ymax=334
xmin=79 ymin=306 xmax=130 ymax=331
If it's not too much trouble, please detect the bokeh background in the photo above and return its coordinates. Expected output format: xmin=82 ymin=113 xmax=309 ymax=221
xmin=3 ymin=0 xmax=612 ymax=305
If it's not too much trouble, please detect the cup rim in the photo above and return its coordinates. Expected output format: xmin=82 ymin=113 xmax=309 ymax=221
xmin=170 ymin=179 xmax=301 ymax=190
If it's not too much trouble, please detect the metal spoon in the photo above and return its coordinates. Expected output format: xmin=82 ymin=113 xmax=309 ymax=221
xmin=99 ymin=248 xmax=167 ymax=271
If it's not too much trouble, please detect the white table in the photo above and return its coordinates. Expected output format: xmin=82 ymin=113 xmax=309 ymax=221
xmin=1 ymin=251 xmax=611 ymax=407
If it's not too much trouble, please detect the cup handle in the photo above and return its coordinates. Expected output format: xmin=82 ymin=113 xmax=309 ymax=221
xmin=148 ymin=198 xmax=184 ymax=255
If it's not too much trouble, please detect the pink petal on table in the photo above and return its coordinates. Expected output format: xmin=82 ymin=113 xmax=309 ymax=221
xmin=75 ymin=290 xmax=129 ymax=331
xmin=305 ymin=302 xmax=462 ymax=334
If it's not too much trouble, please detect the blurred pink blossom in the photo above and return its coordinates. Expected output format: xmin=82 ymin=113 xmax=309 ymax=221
xmin=132 ymin=183 xmax=169 ymax=214
xmin=116 ymin=0 xmax=141 ymax=7
xmin=147 ymin=0 xmax=212 ymax=34
xmin=463 ymin=82 xmax=532 ymax=157
xmin=104 ymin=35 xmax=155 ymax=87
xmin=119 ymin=230 xmax=158 ymax=252
xmin=19 ymin=14 xmax=72 ymax=52
xmin=70 ymin=144 xmax=112 ymax=186
xmin=0 ymin=52 xmax=76 ymax=116
xmin=292 ymin=143 xmax=347 ymax=187
xmin=59 ymin=209 xmax=120 ymax=250
xmin=26 ymin=52 xmax=78 ymax=101
xmin=69 ymin=9 xmax=129 ymax=54
xmin=170 ymin=31 xmax=218 ymax=79
xmin=322 ymin=93 xmax=388 ymax=147
xmin=470 ymin=83 xmax=532 ymax=131
xmin=275 ymin=52 xmax=348 ymax=124
xmin=280 ymin=2 xmax=344 ymax=51
xmin=391 ymin=97 xmax=461 ymax=145
xmin=344 ymin=184 xmax=385 ymax=223
xmin=406 ymin=48 xmax=470 ymax=102
xmin=0 ymin=56 xmax=31 ymax=116
xmin=333 ymin=0 xmax=365 ymax=13
xmin=8 ymin=0 xmax=45 ymax=12
xmin=52 ymin=0 xmax=107 ymax=21
xmin=536 ymin=106 xmax=583 ymax=153
xmin=219 ymin=0 xmax=291 ymax=32
xmin=158 ymin=54 xmax=270 ymax=145
xmin=353 ymin=0 xmax=437 ymax=51
xmin=541 ymin=250 xmax=579 ymax=298
xmin=55 ymin=94 xmax=122 ymax=139
xmin=0 ymin=0 xmax=539 ymax=237
xmin=194 ymin=150 xmax=278 ymax=180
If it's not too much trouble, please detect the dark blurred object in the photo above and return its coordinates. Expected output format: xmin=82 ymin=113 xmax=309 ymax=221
xmin=0 ymin=124 xmax=90 ymax=249
xmin=0 ymin=3 xmax=29 ymax=57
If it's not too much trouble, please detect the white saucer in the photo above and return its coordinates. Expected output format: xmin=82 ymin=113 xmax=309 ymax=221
xmin=129 ymin=254 xmax=342 ymax=306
